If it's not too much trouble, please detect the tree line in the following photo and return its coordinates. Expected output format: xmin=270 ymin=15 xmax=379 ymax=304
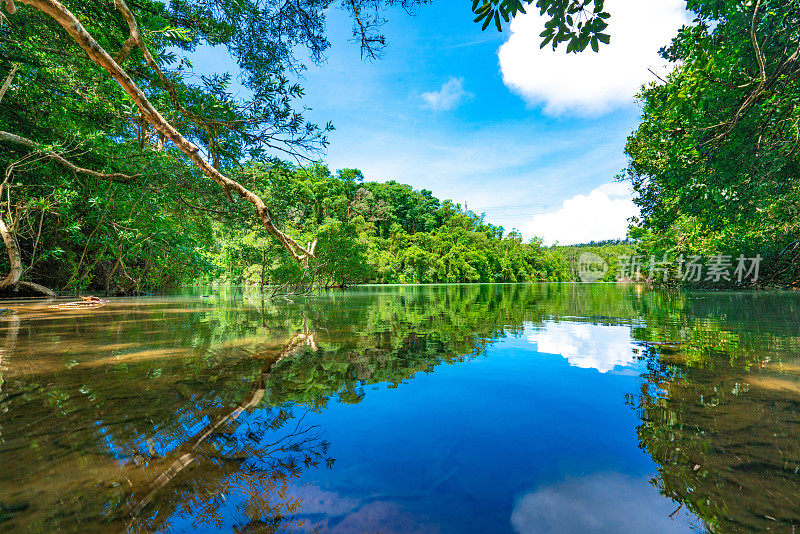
xmin=208 ymin=163 xmax=635 ymax=289
xmin=2 ymin=0 xmax=797 ymax=293
xmin=0 ymin=0 xmax=607 ymax=295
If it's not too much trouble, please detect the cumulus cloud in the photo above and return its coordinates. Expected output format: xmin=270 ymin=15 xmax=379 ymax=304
xmin=522 ymin=182 xmax=637 ymax=245
xmin=511 ymin=473 xmax=695 ymax=534
xmin=527 ymin=322 xmax=638 ymax=373
xmin=498 ymin=0 xmax=690 ymax=115
xmin=420 ymin=77 xmax=471 ymax=111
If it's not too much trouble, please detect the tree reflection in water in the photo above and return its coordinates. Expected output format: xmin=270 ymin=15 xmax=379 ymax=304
xmin=1 ymin=314 xmax=331 ymax=532
xmin=1 ymin=286 xmax=800 ymax=532
xmin=0 ymin=285 xmax=548 ymax=531
xmin=630 ymin=293 xmax=800 ymax=532
xmin=128 ymin=330 xmax=325 ymax=532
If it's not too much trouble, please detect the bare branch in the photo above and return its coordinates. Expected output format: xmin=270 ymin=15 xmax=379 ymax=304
xmin=114 ymin=0 xmax=139 ymax=64
xmin=177 ymin=193 xmax=230 ymax=217
xmin=0 ymin=64 xmax=18 ymax=105
xmin=647 ymin=67 xmax=668 ymax=85
xmin=347 ymin=0 xmax=385 ymax=59
xmin=751 ymin=0 xmax=767 ymax=87
xmin=0 ymin=130 xmax=137 ymax=183
xmin=704 ymin=0 xmax=800 ymax=146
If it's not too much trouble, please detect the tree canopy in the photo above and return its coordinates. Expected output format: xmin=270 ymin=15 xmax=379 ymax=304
xmin=0 ymin=0 xmax=615 ymax=294
xmin=624 ymin=0 xmax=800 ymax=286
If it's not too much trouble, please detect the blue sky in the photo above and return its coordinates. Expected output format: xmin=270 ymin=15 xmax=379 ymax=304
xmin=194 ymin=0 xmax=689 ymax=244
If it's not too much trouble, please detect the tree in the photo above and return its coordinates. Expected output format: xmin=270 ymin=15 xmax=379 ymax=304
xmin=4 ymin=0 xmax=323 ymax=264
xmin=313 ymin=218 xmax=373 ymax=287
xmin=624 ymin=0 xmax=800 ymax=285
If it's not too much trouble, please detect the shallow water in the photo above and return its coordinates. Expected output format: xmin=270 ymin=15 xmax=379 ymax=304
xmin=0 ymin=284 xmax=799 ymax=533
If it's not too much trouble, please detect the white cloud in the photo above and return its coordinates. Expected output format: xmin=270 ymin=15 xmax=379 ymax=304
xmin=511 ymin=473 xmax=696 ymax=534
xmin=498 ymin=0 xmax=690 ymax=115
xmin=527 ymin=322 xmax=637 ymax=373
xmin=420 ymin=77 xmax=471 ymax=111
xmin=324 ymin=117 xmax=632 ymax=238
xmin=522 ymin=182 xmax=637 ymax=245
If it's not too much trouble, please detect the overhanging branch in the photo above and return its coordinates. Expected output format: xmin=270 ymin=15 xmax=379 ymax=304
xmin=12 ymin=0 xmax=317 ymax=264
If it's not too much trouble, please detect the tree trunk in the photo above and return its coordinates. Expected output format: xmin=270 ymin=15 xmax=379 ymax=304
xmin=0 ymin=208 xmax=22 ymax=289
xmin=0 ymin=186 xmax=56 ymax=297
xmin=260 ymin=250 xmax=267 ymax=294
xmin=0 ymin=215 xmax=56 ymax=297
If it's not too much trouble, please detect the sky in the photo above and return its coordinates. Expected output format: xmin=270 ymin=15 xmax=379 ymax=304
xmin=195 ymin=0 xmax=690 ymax=245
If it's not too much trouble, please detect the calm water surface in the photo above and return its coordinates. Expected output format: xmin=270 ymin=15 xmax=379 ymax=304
xmin=1 ymin=284 xmax=799 ymax=533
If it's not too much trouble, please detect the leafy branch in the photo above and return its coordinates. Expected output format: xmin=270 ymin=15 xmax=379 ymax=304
xmin=472 ymin=0 xmax=610 ymax=53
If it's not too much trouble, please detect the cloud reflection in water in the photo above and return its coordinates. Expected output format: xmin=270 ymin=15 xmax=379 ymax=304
xmin=527 ymin=322 xmax=639 ymax=373
xmin=511 ymin=473 xmax=694 ymax=534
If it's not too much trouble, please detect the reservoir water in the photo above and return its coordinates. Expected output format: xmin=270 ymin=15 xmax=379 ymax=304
xmin=1 ymin=284 xmax=798 ymax=532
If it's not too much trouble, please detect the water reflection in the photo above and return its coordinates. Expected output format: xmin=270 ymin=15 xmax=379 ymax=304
xmin=629 ymin=293 xmax=800 ymax=533
xmin=0 ymin=285 xmax=799 ymax=532
xmin=511 ymin=473 xmax=697 ymax=534
xmin=527 ymin=323 xmax=641 ymax=373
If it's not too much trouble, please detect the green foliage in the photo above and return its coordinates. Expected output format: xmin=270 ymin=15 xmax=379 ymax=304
xmin=0 ymin=0 xmax=335 ymax=293
xmin=207 ymin=163 xmax=631 ymax=288
xmin=0 ymin=0 xmax=619 ymax=294
xmin=473 ymin=0 xmax=610 ymax=53
xmin=623 ymin=0 xmax=800 ymax=286
xmin=314 ymin=218 xmax=373 ymax=286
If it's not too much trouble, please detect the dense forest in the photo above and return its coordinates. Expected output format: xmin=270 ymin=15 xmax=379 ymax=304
xmin=207 ymin=164 xmax=638 ymax=289
xmin=0 ymin=0 xmax=614 ymax=296
xmin=624 ymin=0 xmax=800 ymax=286
xmin=0 ymin=0 xmax=797 ymax=295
